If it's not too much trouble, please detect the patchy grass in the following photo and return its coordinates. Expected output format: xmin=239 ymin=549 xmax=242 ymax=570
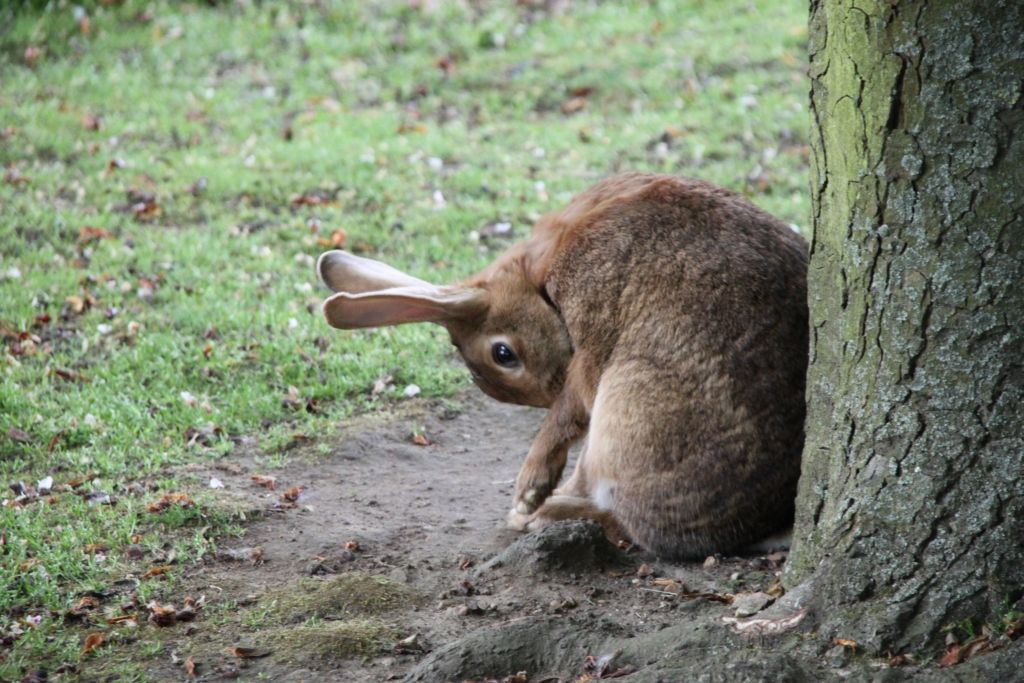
xmin=0 ymin=0 xmax=808 ymax=677
xmin=262 ymin=619 xmax=399 ymax=663
xmin=266 ymin=573 xmax=418 ymax=624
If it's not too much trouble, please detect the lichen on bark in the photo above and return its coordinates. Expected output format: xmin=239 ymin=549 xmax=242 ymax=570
xmin=788 ymin=0 xmax=1024 ymax=654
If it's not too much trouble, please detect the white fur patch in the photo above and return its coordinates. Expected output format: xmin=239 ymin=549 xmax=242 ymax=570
xmin=744 ymin=528 xmax=793 ymax=554
xmin=591 ymin=478 xmax=617 ymax=511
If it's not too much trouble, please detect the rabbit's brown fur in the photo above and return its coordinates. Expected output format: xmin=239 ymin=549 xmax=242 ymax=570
xmin=318 ymin=172 xmax=807 ymax=558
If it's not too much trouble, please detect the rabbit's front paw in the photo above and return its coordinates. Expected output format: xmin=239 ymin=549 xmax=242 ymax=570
xmin=506 ymin=507 xmax=530 ymax=530
xmin=514 ymin=481 xmax=554 ymax=515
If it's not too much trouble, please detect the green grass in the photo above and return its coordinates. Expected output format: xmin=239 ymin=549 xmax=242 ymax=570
xmin=0 ymin=0 xmax=809 ymax=677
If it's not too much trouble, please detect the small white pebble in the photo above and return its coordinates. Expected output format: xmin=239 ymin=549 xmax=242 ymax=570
xmin=427 ymin=156 xmax=443 ymax=170
xmin=83 ymin=413 xmax=98 ymax=426
xmin=6 ymin=266 xmax=22 ymax=279
xmin=403 ymin=384 xmax=421 ymax=398
xmin=97 ymin=324 xmax=112 ymax=335
xmin=738 ymin=94 xmax=758 ymax=109
xmin=295 ymin=282 xmax=313 ymax=293
xmin=209 ymin=477 xmax=225 ymax=489
xmin=288 ymin=317 xmax=299 ymax=330
xmin=180 ymin=391 xmax=197 ymax=407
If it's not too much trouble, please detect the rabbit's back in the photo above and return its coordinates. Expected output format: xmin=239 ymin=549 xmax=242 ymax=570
xmin=542 ymin=173 xmax=807 ymax=555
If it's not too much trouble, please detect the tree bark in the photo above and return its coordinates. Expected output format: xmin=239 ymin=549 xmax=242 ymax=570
xmin=787 ymin=0 xmax=1024 ymax=655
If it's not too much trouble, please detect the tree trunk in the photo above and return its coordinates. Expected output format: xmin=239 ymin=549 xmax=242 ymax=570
xmin=787 ymin=0 xmax=1024 ymax=655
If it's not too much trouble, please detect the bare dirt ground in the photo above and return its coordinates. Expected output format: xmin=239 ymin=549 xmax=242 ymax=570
xmin=135 ymin=392 xmax=1021 ymax=683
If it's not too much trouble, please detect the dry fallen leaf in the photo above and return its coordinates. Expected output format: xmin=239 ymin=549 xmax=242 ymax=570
xmin=679 ymin=591 xmax=734 ymax=605
xmin=77 ymin=226 xmax=111 ymax=245
xmin=651 ymin=577 xmax=681 ymax=592
xmin=229 ymin=646 xmax=272 ymax=659
xmin=561 ymin=96 xmax=587 ymax=115
xmin=344 ymin=540 xmax=360 ymax=552
xmin=250 ymin=474 xmax=276 ymax=490
xmin=24 ymin=45 xmax=40 ymax=67
xmin=185 ymin=655 xmax=196 ymax=677
xmin=81 ymin=114 xmax=102 ymax=131
xmin=833 ymin=637 xmax=858 ymax=649
xmin=82 ymin=632 xmax=104 ymax=655
xmin=147 ymin=492 xmax=193 ymax=513
xmin=106 ymin=615 xmax=138 ymax=626
xmin=636 ymin=563 xmax=654 ymax=578
xmin=280 ymin=485 xmax=304 ymax=503
xmin=939 ymin=643 xmax=964 ymax=668
xmin=147 ymin=602 xmax=177 ymax=627
xmin=141 ymin=565 xmax=173 ymax=579
xmin=411 ymin=432 xmax=431 ymax=446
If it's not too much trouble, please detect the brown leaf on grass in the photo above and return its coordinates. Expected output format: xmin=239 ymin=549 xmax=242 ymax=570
xmin=397 ymin=121 xmax=428 ymax=134
xmin=82 ymin=632 xmax=104 ymax=655
xmin=250 ymin=474 xmax=276 ymax=490
xmin=77 ymin=226 xmax=112 ymax=245
xmin=434 ymin=53 xmax=457 ymax=73
xmin=81 ymin=114 xmax=102 ymax=131
xmin=148 ymin=603 xmax=177 ymax=627
xmin=147 ymin=492 xmax=193 ymax=513
xmin=66 ymin=473 xmax=98 ymax=488
xmin=66 ymin=596 xmax=101 ymax=620
xmin=82 ymin=544 xmax=108 ymax=554
xmin=184 ymin=655 xmax=196 ymax=677
xmin=330 ymin=228 xmax=347 ymax=248
xmin=411 ymin=433 xmax=431 ymax=446
xmin=561 ymin=97 xmax=587 ymax=115
xmin=833 ymin=637 xmax=858 ymax=649
xmin=141 ymin=565 xmax=173 ymax=579
xmin=281 ymin=486 xmax=305 ymax=503
xmin=53 ymin=367 xmax=89 ymax=383
xmin=74 ymin=596 xmax=101 ymax=611
xmin=47 ymin=431 xmax=65 ymax=454
xmin=132 ymin=198 xmax=161 ymax=222
xmin=229 ymin=646 xmax=272 ymax=659
xmin=106 ymin=615 xmax=138 ymax=626
xmin=24 ymin=45 xmax=40 ymax=67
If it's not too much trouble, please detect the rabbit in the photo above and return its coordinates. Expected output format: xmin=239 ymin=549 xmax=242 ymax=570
xmin=317 ymin=172 xmax=808 ymax=558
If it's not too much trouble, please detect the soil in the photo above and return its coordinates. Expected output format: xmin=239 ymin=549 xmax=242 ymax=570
xmin=133 ymin=392 xmax=1023 ymax=683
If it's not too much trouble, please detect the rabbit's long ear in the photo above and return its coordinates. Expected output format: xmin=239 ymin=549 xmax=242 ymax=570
xmin=323 ymin=286 xmax=487 ymax=329
xmin=318 ymin=250 xmax=432 ymax=293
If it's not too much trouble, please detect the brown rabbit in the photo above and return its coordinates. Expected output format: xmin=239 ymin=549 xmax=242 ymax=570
xmin=318 ymin=172 xmax=807 ymax=558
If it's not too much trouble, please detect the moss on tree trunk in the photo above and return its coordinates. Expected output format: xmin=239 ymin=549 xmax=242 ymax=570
xmin=787 ymin=0 xmax=1024 ymax=654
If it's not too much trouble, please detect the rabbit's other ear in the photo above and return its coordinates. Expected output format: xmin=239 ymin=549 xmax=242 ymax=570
xmin=323 ymin=286 xmax=487 ymax=329
xmin=317 ymin=250 xmax=432 ymax=294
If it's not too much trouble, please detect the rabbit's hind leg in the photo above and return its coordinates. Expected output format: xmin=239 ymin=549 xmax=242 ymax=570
xmin=522 ymin=495 xmax=630 ymax=546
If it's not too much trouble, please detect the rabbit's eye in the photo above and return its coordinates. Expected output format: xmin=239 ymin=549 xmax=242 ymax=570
xmin=491 ymin=342 xmax=519 ymax=368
